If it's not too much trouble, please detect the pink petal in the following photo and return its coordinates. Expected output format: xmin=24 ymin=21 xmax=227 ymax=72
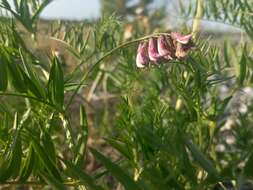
xmin=171 ymin=32 xmax=192 ymax=44
xmin=148 ymin=37 xmax=161 ymax=62
xmin=136 ymin=42 xmax=149 ymax=68
xmin=157 ymin=35 xmax=171 ymax=56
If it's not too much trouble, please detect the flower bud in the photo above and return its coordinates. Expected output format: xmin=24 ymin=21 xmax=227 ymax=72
xmin=148 ymin=37 xmax=161 ymax=62
xmin=136 ymin=42 xmax=149 ymax=68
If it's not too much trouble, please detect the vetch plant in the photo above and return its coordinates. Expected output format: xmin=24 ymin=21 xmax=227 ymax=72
xmin=0 ymin=0 xmax=253 ymax=190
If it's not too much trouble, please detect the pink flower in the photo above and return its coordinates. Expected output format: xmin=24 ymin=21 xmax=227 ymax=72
xmin=171 ymin=32 xmax=192 ymax=44
xmin=148 ymin=37 xmax=161 ymax=62
xmin=157 ymin=35 xmax=174 ymax=60
xmin=135 ymin=32 xmax=194 ymax=69
xmin=171 ymin=32 xmax=194 ymax=59
xmin=136 ymin=42 xmax=149 ymax=68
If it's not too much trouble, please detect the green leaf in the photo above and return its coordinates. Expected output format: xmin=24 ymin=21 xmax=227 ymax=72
xmin=64 ymin=83 xmax=87 ymax=92
xmin=1 ymin=0 xmax=33 ymax=32
xmin=39 ymin=170 xmax=67 ymax=190
xmin=0 ymin=55 xmax=8 ymax=91
xmin=142 ymin=166 xmax=173 ymax=190
xmin=90 ymin=148 xmax=142 ymax=190
xmin=19 ymin=143 xmax=35 ymax=182
xmin=19 ymin=49 xmax=46 ymax=99
xmin=223 ymin=41 xmax=230 ymax=67
xmin=41 ymin=130 xmax=57 ymax=164
xmin=184 ymin=138 xmax=219 ymax=179
xmin=74 ymin=105 xmax=89 ymax=166
xmin=1 ymin=0 xmax=11 ymax=9
xmin=31 ymin=0 xmax=52 ymax=23
xmin=20 ymin=0 xmax=30 ymax=19
xmin=239 ymin=45 xmax=247 ymax=86
xmin=0 ymin=158 xmax=10 ymax=182
xmin=10 ymin=113 xmax=22 ymax=178
xmin=7 ymin=59 xmax=27 ymax=93
xmin=31 ymin=138 xmax=62 ymax=181
xmin=0 ymin=47 xmax=27 ymax=93
xmin=244 ymin=152 xmax=253 ymax=177
xmin=60 ymin=114 xmax=76 ymax=150
xmin=9 ymin=135 xmax=22 ymax=180
xmin=64 ymin=159 xmax=104 ymax=190
xmin=105 ymin=138 xmax=132 ymax=160
xmin=48 ymin=56 xmax=64 ymax=109
xmin=217 ymin=96 xmax=233 ymax=116
xmin=21 ymin=69 xmax=45 ymax=98
xmin=0 ymin=113 xmax=22 ymax=181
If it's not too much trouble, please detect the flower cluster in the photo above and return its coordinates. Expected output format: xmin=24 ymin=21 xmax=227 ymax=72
xmin=136 ymin=32 xmax=194 ymax=68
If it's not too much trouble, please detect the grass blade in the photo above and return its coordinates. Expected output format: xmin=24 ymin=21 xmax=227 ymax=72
xmin=90 ymin=148 xmax=142 ymax=190
xmin=64 ymin=159 xmax=104 ymax=190
xmin=184 ymin=138 xmax=219 ymax=179
xmin=39 ymin=170 xmax=67 ymax=190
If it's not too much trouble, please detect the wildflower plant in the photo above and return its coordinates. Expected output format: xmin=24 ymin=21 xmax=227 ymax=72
xmin=0 ymin=0 xmax=253 ymax=190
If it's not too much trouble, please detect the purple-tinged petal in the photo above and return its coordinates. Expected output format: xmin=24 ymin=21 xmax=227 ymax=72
xmin=175 ymin=41 xmax=194 ymax=59
xmin=171 ymin=32 xmax=192 ymax=44
xmin=157 ymin=35 xmax=170 ymax=56
xmin=148 ymin=37 xmax=161 ymax=62
xmin=157 ymin=35 xmax=176 ymax=60
xmin=136 ymin=42 xmax=149 ymax=68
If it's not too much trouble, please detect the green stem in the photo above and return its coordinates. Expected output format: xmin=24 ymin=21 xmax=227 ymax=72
xmin=65 ymin=33 xmax=170 ymax=110
xmin=0 ymin=92 xmax=56 ymax=110
xmin=192 ymin=0 xmax=204 ymax=38
xmin=0 ymin=180 xmax=80 ymax=187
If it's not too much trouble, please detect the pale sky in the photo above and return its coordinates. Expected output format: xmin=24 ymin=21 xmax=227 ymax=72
xmin=41 ymin=0 xmax=165 ymax=19
xmin=41 ymin=0 xmax=100 ymax=19
xmin=4 ymin=0 xmax=239 ymax=32
xmin=6 ymin=0 xmax=165 ymax=19
xmin=6 ymin=0 xmax=101 ymax=19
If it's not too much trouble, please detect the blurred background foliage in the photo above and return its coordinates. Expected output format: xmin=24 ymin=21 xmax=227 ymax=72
xmin=0 ymin=0 xmax=253 ymax=189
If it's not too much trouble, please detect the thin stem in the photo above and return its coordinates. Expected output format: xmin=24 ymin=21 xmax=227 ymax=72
xmin=192 ymin=0 xmax=204 ymax=38
xmin=0 ymin=180 xmax=80 ymax=187
xmin=0 ymin=92 xmax=56 ymax=110
xmin=87 ymin=63 xmax=104 ymax=102
xmin=65 ymin=51 xmax=96 ymax=83
xmin=65 ymin=32 xmax=170 ymax=110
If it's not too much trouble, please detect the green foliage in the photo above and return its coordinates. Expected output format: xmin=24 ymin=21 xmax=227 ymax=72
xmin=0 ymin=0 xmax=253 ymax=189
xmin=181 ymin=0 xmax=253 ymax=39
xmin=91 ymin=148 xmax=142 ymax=190
xmin=48 ymin=56 xmax=64 ymax=109
xmin=0 ymin=0 xmax=52 ymax=33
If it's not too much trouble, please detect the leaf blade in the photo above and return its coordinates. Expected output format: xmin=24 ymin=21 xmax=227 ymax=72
xmin=90 ymin=148 xmax=142 ymax=190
